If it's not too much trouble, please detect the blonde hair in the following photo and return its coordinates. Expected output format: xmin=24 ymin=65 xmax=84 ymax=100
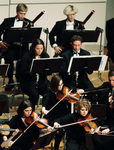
xmin=16 ymin=3 xmax=28 ymax=12
xmin=63 ymin=5 xmax=78 ymax=15
xmin=75 ymin=98 xmax=91 ymax=113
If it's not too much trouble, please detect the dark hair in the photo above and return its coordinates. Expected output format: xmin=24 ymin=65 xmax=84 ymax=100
xmin=17 ymin=100 xmax=33 ymax=117
xmin=71 ymin=35 xmax=83 ymax=43
xmin=50 ymin=74 xmax=62 ymax=93
xmin=30 ymin=38 xmax=45 ymax=58
xmin=108 ymin=70 xmax=114 ymax=77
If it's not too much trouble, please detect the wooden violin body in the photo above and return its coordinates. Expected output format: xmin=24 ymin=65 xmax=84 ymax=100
xmin=56 ymin=86 xmax=80 ymax=103
xmin=25 ymin=112 xmax=48 ymax=129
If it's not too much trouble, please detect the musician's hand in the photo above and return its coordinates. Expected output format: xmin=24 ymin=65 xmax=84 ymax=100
xmin=101 ymin=128 xmax=110 ymax=134
xmin=8 ymin=141 xmax=14 ymax=147
xmin=42 ymin=107 xmax=49 ymax=115
xmin=94 ymin=126 xmax=101 ymax=134
xmin=12 ymin=129 xmax=19 ymax=136
xmin=54 ymin=122 xmax=60 ymax=129
xmin=108 ymin=96 xmax=113 ymax=103
xmin=54 ymin=46 xmax=62 ymax=54
xmin=77 ymin=89 xmax=84 ymax=94
xmin=47 ymin=126 xmax=54 ymax=132
xmin=0 ymin=42 xmax=8 ymax=51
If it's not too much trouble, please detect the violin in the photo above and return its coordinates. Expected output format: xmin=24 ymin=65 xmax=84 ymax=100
xmin=0 ymin=124 xmax=16 ymax=136
xmin=25 ymin=112 xmax=49 ymax=129
xmin=56 ymin=86 xmax=80 ymax=103
xmin=78 ymin=114 xmax=97 ymax=132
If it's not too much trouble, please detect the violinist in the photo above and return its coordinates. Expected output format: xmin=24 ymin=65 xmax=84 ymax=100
xmin=78 ymin=70 xmax=114 ymax=134
xmin=42 ymin=74 xmax=69 ymax=150
xmin=53 ymin=98 xmax=98 ymax=150
xmin=1 ymin=100 xmax=40 ymax=150
xmin=92 ymin=126 xmax=114 ymax=150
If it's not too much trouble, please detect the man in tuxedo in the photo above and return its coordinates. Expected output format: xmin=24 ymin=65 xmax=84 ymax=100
xmin=0 ymin=3 xmax=31 ymax=91
xmin=60 ymin=35 xmax=97 ymax=103
xmin=49 ymin=5 xmax=84 ymax=56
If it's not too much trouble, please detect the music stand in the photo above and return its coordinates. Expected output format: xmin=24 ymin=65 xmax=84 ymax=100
xmin=62 ymin=29 xmax=100 ymax=44
xmin=67 ymin=55 xmax=107 ymax=74
xmin=3 ymin=27 xmax=42 ymax=57
xmin=32 ymin=131 xmax=56 ymax=150
xmin=67 ymin=55 xmax=107 ymax=113
xmin=86 ymin=133 xmax=114 ymax=149
xmin=0 ymin=100 xmax=7 ymax=116
xmin=30 ymin=57 xmax=63 ymax=74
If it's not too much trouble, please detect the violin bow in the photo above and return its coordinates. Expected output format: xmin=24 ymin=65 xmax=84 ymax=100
xmin=83 ymin=87 xmax=111 ymax=94
xmin=58 ymin=117 xmax=97 ymax=129
xmin=43 ymin=89 xmax=73 ymax=116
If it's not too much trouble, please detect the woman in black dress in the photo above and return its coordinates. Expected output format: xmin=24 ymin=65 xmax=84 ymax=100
xmin=20 ymin=39 xmax=50 ymax=108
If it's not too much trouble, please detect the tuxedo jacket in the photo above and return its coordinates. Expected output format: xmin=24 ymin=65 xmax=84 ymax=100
xmin=49 ymin=19 xmax=84 ymax=47
xmin=60 ymin=48 xmax=93 ymax=90
xmin=0 ymin=16 xmax=31 ymax=41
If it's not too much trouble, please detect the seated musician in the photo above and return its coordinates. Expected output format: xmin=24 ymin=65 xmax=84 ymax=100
xmin=0 ymin=3 xmax=31 ymax=91
xmin=0 ymin=100 xmax=40 ymax=150
xmin=42 ymin=74 xmax=69 ymax=150
xmin=53 ymin=98 xmax=99 ymax=150
xmin=20 ymin=38 xmax=50 ymax=109
xmin=92 ymin=126 xmax=114 ymax=150
xmin=78 ymin=70 xmax=114 ymax=134
xmin=49 ymin=5 xmax=85 ymax=56
xmin=60 ymin=35 xmax=97 ymax=103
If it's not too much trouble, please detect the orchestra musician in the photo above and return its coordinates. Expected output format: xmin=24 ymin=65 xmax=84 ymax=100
xmin=49 ymin=5 xmax=84 ymax=56
xmin=60 ymin=35 xmax=97 ymax=103
xmin=42 ymin=74 xmax=69 ymax=150
xmin=78 ymin=70 xmax=114 ymax=134
xmin=20 ymin=38 xmax=50 ymax=109
xmin=0 ymin=100 xmax=40 ymax=150
xmin=92 ymin=126 xmax=114 ymax=150
xmin=0 ymin=3 xmax=31 ymax=91
xmin=53 ymin=98 xmax=98 ymax=150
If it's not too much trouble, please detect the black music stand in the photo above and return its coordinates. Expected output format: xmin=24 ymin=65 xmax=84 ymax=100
xmin=86 ymin=133 xmax=114 ymax=149
xmin=62 ymin=29 xmax=100 ymax=44
xmin=3 ymin=27 xmax=42 ymax=58
xmin=30 ymin=57 xmax=63 ymax=74
xmin=32 ymin=131 xmax=56 ymax=150
xmin=67 ymin=56 xmax=103 ymax=74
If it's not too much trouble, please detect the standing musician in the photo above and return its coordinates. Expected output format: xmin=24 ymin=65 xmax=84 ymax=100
xmin=49 ymin=5 xmax=84 ymax=56
xmin=60 ymin=35 xmax=97 ymax=103
xmin=0 ymin=100 xmax=40 ymax=150
xmin=20 ymin=38 xmax=50 ymax=109
xmin=42 ymin=74 xmax=69 ymax=150
xmin=0 ymin=3 xmax=31 ymax=91
xmin=53 ymin=98 xmax=98 ymax=150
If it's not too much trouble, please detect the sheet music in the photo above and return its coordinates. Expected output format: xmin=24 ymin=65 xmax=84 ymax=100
xmin=98 ymin=55 xmax=108 ymax=71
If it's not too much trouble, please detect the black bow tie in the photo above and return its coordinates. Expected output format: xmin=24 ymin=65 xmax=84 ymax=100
xmin=73 ymin=52 xmax=80 ymax=55
xmin=17 ymin=19 xmax=23 ymax=22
